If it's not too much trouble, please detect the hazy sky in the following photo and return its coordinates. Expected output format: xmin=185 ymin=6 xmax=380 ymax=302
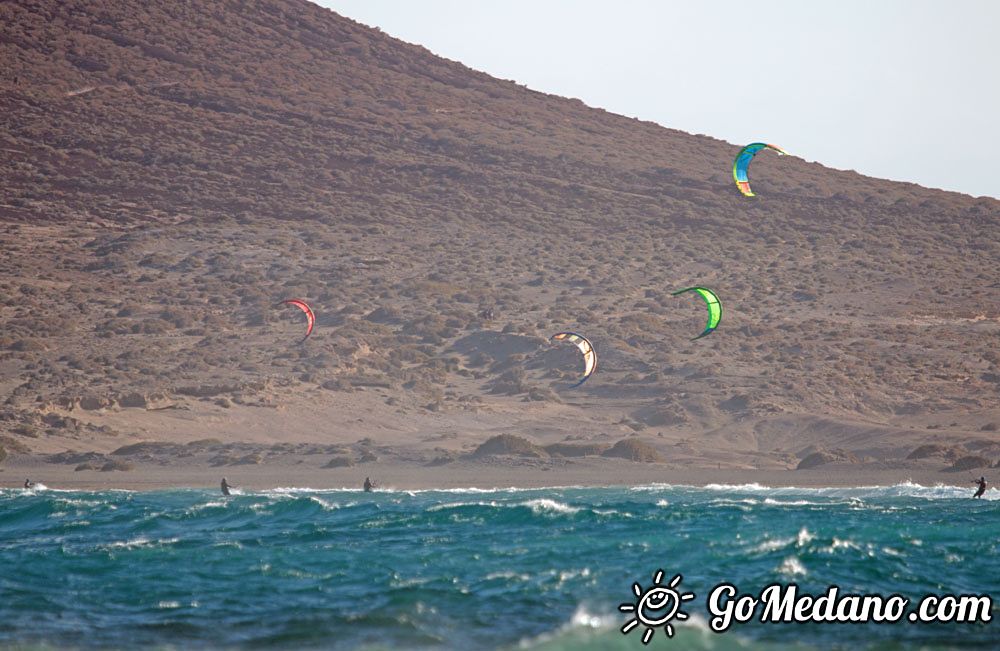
xmin=320 ymin=1 xmax=999 ymax=199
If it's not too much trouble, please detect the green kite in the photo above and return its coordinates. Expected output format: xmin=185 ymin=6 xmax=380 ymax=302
xmin=672 ymin=287 xmax=722 ymax=339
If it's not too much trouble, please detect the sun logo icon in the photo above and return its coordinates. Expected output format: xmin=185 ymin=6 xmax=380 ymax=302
xmin=619 ymin=570 xmax=695 ymax=644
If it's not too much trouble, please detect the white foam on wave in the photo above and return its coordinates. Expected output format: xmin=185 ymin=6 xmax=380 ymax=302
xmin=566 ymin=604 xmax=612 ymax=629
xmin=676 ymin=611 xmax=713 ymax=635
xmin=264 ymin=484 xmax=592 ymax=496
xmin=53 ymin=498 xmax=102 ymax=509
xmin=185 ymin=500 xmax=227 ymax=514
xmin=518 ymin=603 xmax=713 ymax=649
xmin=426 ymin=500 xmax=498 ymax=512
xmin=632 ymin=480 xmax=999 ymax=501
xmin=427 ymin=498 xmax=583 ymax=516
xmin=308 ymin=496 xmax=340 ymax=510
xmin=484 ymin=570 xmax=532 ymax=583
xmin=752 ymin=537 xmax=791 ymax=553
xmin=751 ymin=527 xmax=813 ymax=554
xmin=523 ymin=498 xmax=580 ymax=515
xmin=233 ymin=480 xmax=1000 ymax=502
xmin=516 ymin=604 xmax=617 ymax=649
xmin=412 ymin=485 xmax=590 ymax=495
xmin=100 ymin=537 xmax=179 ymax=552
xmin=818 ymin=537 xmax=860 ymax=554
xmin=266 ymin=487 xmax=331 ymax=494
xmin=763 ymin=498 xmax=825 ymax=506
xmin=703 ymin=482 xmax=770 ymax=492
xmin=778 ymin=556 xmax=807 ymax=576
xmin=553 ymin=567 xmax=591 ymax=589
xmin=708 ymin=498 xmax=760 ymax=512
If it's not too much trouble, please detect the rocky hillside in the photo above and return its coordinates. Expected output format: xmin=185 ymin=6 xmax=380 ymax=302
xmin=1 ymin=0 xmax=998 ymax=468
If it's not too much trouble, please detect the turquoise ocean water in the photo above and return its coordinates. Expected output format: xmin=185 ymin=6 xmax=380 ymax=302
xmin=0 ymin=483 xmax=996 ymax=650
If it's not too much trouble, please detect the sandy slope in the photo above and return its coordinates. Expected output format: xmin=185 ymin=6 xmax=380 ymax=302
xmin=1 ymin=0 xmax=998 ymax=488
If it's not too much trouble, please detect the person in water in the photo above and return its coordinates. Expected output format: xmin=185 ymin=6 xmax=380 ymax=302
xmin=23 ymin=479 xmax=34 ymax=489
xmin=364 ymin=477 xmax=375 ymax=492
xmin=221 ymin=477 xmax=234 ymax=496
xmin=972 ymin=476 xmax=987 ymax=499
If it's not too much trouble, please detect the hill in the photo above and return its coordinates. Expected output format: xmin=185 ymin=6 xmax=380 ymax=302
xmin=1 ymin=0 xmax=998 ymax=486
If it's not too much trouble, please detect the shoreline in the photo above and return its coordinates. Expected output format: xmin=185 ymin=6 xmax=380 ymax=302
xmin=2 ymin=460 xmax=987 ymax=493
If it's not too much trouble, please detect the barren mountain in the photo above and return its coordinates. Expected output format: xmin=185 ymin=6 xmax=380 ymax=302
xmin=1 ymin=0 xmax=998 ymax=484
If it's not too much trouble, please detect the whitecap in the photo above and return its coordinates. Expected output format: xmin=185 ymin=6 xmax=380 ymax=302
xmin=750 ymin=528 xmax=811 ymax=554
xmin=484 ymin=571 xmax=531 ymax=582
xmin=522 ymin=498 xmax=580 ymax=515
xmin=428 ymin=500 xmax=485 ymax=511
xmin=308 ymin=496 xmax=339 ymax=510
xmin=703 ymin=482 xmax=769 ymax=492
xmin=751 ymin=536 xmax=794 ymax=553
xmin=568 ymin=604 xmax=611 ymax=628
xmin=676 ymin=611 xmax=712 ymax=634
xmin=101 ymin=537 xmax=179 ymax=552
xmin=555 ymin=567 xmax=591 ymax=587
xmin=818 ymin=537 xmax=860 ymax=554
xmin=186 ymin=500 xmax=227 ymax=514
xmin=763 ymin=498 xmax=817 ymax=506
xmin=778 ymin=557 xmax=807 ymax=576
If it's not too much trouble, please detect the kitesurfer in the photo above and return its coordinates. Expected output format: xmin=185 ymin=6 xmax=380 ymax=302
xmin=23 ymin=478 xmax=34 ymax=489
xmin=364 ymin=476 xmax=375 ymax=492
xmin=221 ymin=477 xmax=234 ymax=496
xmin=972 ymin=476 xmax=987 ymax=499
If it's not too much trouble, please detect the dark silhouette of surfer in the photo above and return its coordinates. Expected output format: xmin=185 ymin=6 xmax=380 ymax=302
xmin=24 ymin=478 xmax=34 ymax=489
xmin=364 ymin=477 xmax=376 ymax=492
xmin=972 ymin=476 xmax=987 ymax=499
xmin=221 ymin=477 xmax=234 ymax=496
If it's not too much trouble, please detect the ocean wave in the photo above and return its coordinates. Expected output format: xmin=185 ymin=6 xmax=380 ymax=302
xmin=523 ymin=498 xmax=580 ymax=516
xmin=483 ymin=570 xmax=532 ymax=583
xmin=99 ymin=537 xmax=180 ymax=552
xmin=425 ymin=498 xmax=588 ymax=517
xmin=515 ymin=604 xmax=617 ymax=649
xmin=307 ymin=496 xmax=340 ymax=510
xmin=702 ymin=482 xmax=770 ymax=492
xmin=3 ymin=484 xmax=996 ymax=650
xmin=634 ymin=481 xmax=998 ymax=501
xmin=778 ymin=556 xmax=807 ymax=576
xmin=184 ymin=500 xmax=228 ymax=514
xmin=517 ymin=606 xmax=719 ymax=651
xmin=426 ymin=500 xmax=498 ymax=512
xmin=750 ymin=527 xmax=814 ymax=554
xmin=817 ymin=537 xmax=861 ymax=554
